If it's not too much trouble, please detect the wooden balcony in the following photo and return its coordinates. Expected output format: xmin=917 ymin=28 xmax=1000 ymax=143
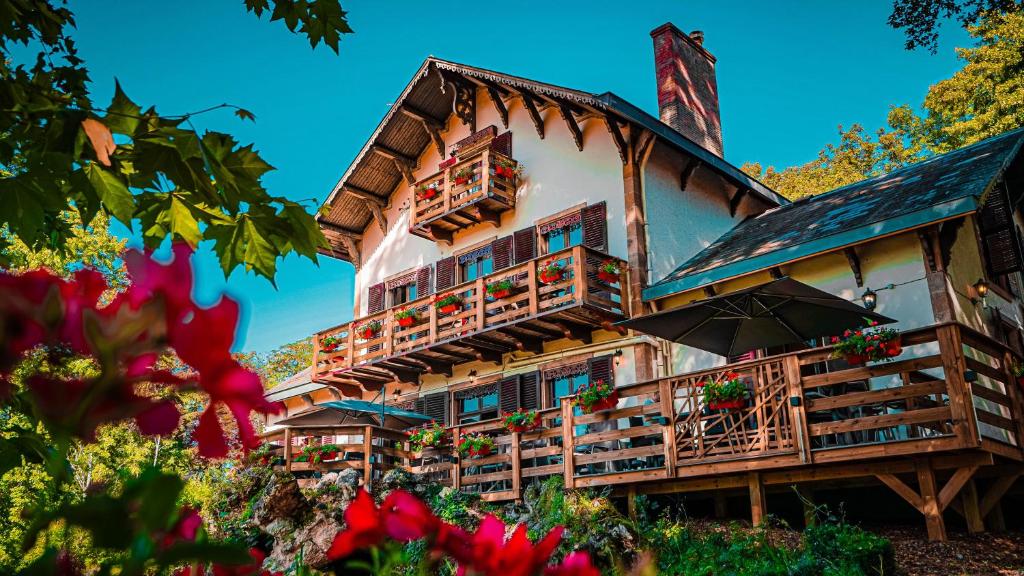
xmin=286 ymin=323 xmax=1024 ymax=533
xmin=410 ymin=147 xmax=517 ymax=243
xmin=312 ymin=246 xmax=628 ymax=390
xmin=261 ymin=425 xmax=413 ymax=488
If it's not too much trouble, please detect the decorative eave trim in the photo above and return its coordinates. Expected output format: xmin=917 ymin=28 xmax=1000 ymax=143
xmin=433 ymin=60 xmax=608 ymax=109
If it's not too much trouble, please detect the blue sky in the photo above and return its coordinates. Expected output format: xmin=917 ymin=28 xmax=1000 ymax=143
xmin=68 ymin=1 xmax=970 ymax=353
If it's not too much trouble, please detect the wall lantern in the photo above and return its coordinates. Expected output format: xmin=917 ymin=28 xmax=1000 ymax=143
xmin=973 ymin=278 xmax=990 ymax=301
xmin=861 ymin=288 xmax=877 ymax=311
xmin=613 ymin=349 xmax=624 ymax=366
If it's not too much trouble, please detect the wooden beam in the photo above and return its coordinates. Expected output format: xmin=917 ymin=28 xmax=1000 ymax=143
xmin=370 ymin=144 xmax=417 ymax=184
xmin=729 ymin=187 xmax=748 ymax=217
xmin=334 ymin=234 xmax=360 ymax=268
xmin=550 ymin=321 xmax=592 ymax=344
xmin=367 ymin=201 xmax=387 ymax=234
xmin=510 ymin=334 xmax=544 ymax=355
xmin=916 ymin=459 xmax=947 ymax=541
xmin=485 ymin=86 xmax=509 ymax=128
xmin=876 ymin=473 xmax=924 ymax=511
xmin=979 ymin=471 xmax=1021 ymax=517
xmin=604 ymin=115 xmax=627 ymax=164
xmin=401 ymin=355 xmax=455 ymax=377
xmin=517 ymin=90 xmax=545 ymax=139
xmin=680 ymin=158 xmax=701 ymax=191
xmin=468 ymin=205 xmax=501 ymax=227
xmin=633 ymin=130 xmax=655 ymax=165
xmin=342 ymin=184 xmax=386 ymax=205
xmin=376 ymin=364 xmax=420 ymax=386
xmin=937 ymin=465 xmax=979 ymax=512
xmin=400 ymin=104 xmax=446 ymax=157
xmin=558 ymin=103 xmax=583 ymax=151
xmin=918 ymin=229 xmax=938 ymax=273
xmin=844 ymin=247 xmax=863 ymax=287
xmin=960 ymin=479 xmax=985 ymax=534
xmin=427 ymin=224 xmax=453 ymax=245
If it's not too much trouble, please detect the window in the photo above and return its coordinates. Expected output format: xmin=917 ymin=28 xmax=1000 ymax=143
xmin=458 ymin=246 xmax=494 ymax=283
xmin=455 ymin=386 xmax=499 ymax=424
xmin=388 ymin=282 xmax=417 ymax=308
xmin=539 ymin=212 xmax=583 ymax=253
xmin=548 ymin=372 xmax=590 ymax=408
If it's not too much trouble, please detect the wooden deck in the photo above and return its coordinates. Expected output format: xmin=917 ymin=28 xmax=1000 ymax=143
xmin=311 ymin=245 xmax=628 ymax=390
xmin=281 ymin=322 xmax=1024 ymax=540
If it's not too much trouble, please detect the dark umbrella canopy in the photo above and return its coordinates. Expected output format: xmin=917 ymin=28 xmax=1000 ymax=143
xmin=619 ymin=277 xmax=895 ymax=357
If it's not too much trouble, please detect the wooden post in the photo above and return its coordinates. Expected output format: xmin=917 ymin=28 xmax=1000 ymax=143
xmin=748 ymin=472 xmax=766 ymax=526
xmin=783 ymin=355 xmax=811 ymax=463
xmin=312 ymin=333 xmax=321 ymax=380
xmin=797 ymin=486 xmax=817 ymax=527
xmin=916 ymin=459 xmax=947 ymax=541
xmin=572 ymin=246 xmax=588 ymax=304
xmin=428 ymin=298 xmax=438 ymax=345
xmin=526 ymin=265 xmax=539 ymax=316
xmin=480 ymin=149 xmax=490 ymax=203
xmin=937 ymin=325 xmax=979 ymax=448
xmin=561 ymin=401 xmax=576 ymax=489
xmin=383 ymin=310 xmax=394 ymax=358
xmin=451 ymin=425 xmax=461 ymax=491
xmin=627 ymin=485 xmax=638 ymax=520
xmin=961 ymin=479 xmax=985 ymax=534
xmin=658 ymin=378 xmax=677 ymax=477
xmin=363 ymin=425 xmax=373 ymax=487
xmin=284 ymin=427 xmax=293 ymax=472
xmin=510 ymin=431 xmax=522 ymax=500
xmin=345 ymin=322 xmax=356 ymax=368
xmin=621 ymin=127 xmax=652 ymax=318
xmin=475 ymin=277 xmax=486 ymax=331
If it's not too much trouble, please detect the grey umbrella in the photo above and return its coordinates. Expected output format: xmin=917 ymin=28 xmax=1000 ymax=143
xmin=619 ymin=277 xmax=895 ymax=357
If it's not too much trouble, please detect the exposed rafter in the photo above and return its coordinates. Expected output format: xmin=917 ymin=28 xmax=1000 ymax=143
xmin=517 ymin=90 xmax=545 ymax=139
xmin=844 ymin=247 xmax=864 ymax=287
xmin=476 ymin=78 xmax=511 ymax=129
xmin=367 ymin=202 xmax=387 ymax=234
xmin=632 ymin=128 xmax=655 ymax=165
xmin=370 ymin=144 xmax=417 ymax=185
xmin=400 ymin=104 xmax=446 ymax=157
xmin=680 ymin=158 xmax=701 ymax=191
xmin=343 ymin=186 xmax=388 ymax=234
xmin=729 ymin=187 xmax=749 ymax=217
xmin=603 ymin=114 xmax=628 ymax=164
xmin=558 ymin=103 xmax=584 ymax=151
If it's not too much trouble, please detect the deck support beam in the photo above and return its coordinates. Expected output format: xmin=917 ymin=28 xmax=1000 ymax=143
xmin=748 ymin=472 xmax=766 ymax=526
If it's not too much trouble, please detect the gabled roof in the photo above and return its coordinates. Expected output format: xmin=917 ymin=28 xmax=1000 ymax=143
xmin=264 ymin=366 xmax=324 ymax=402
xmin=317 ymin=57 xmax=787 ymax=262
xmin=643 ymin=127 xmax=1024 ymax=301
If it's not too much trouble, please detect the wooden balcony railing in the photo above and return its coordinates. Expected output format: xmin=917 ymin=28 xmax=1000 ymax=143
xmin=261 ymin=425 xmax=415 ymax=487
xmin=410 ymin=147 xmax=517 ymax=243
xmin=312 ymin=246 xmax=628 ymax=387
xmin=282 ymin=322 xmax=1024 ymax=499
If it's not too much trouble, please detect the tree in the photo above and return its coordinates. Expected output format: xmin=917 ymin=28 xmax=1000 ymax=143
xmin=236 ymin=337 xmax=313 ymax=390
xmin=888 ymin=0 xmax=1021 ymax=52
xmin=0 ymin=1 xmax=353 ymax=281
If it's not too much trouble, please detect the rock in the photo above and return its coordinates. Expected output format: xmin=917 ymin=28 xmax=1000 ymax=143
xmin=252 ymin=472 xmax=309 ymax=526
xmin=265 ymin=509 xmax=340 ymax=569
xmin=316 ymin=472 xmax=339 ymax=491
xmin=334 ymin=468 xmax=361 ymax=488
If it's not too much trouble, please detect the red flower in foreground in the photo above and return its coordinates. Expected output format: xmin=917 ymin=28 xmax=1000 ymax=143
xmin=175 ymin=548 xmax=281 ymax=576
xmin=327 ymin=489 xmax=387 ymax=559
xmin=544 ymin=552 xmax=601 ymax=576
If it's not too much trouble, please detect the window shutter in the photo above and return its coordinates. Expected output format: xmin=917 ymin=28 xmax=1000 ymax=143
xmin=499 ymin=375 xmax=521 ymax=413
xmin=415 ymin=266 xmax=432 ymax=297
xmin=588 ymin=355 xmax=614 ymax=386
xmin=978 ymin=187 xmax=1023 ymax=276
xmin=513 ymin=227 xmax=537 ymax=264
xmin=435 ymin=256 xmax=456 ymax=291
xmin=520 ymin=371 xmax=540 ymax=410
xmin=422 ymin=391 xmax=449 ymax=425
xmin=582 ymin=202 xmax=608 ymax=252
xmin=367 ymin=282 xmax=385 ymax=314
xmin=491 ymin=131 xmax=512 ymax=157
xmin=414 ymin=398 xmax=425 ymax=415
xmin=491 ymin=236 xmax=513 ymax=271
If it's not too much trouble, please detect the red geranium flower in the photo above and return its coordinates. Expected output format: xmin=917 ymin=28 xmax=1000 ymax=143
xmin=328 ymin=489 xmax=439 ymax=560
xmin=544 ymin=552 xmax=601 ymax=576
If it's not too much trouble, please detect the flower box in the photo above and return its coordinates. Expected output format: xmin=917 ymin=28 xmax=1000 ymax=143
xmin=502 ymin=408 xmax=540 ymax=433
xmin=321 ymin=335 xmax=343 ymax=353
xmin=398 ymin=316 xmax=417 ymax=327
xmin=467 ymin=445 xmax=492 ymax=458
xmin=396 ymin=308 xmax=419 ymax=328
xmin=573 ymin=380 xmax=618 ymax=414
xmin=831 ymin=321 xmax=901 ymax=364
xmin=454 ymin=167 xmax=474 ymax=187
xmin=409 ymin=421 xmax=446 ymax=452
xmin=439 ymin=304 xmax=460 ymax=315
xmin=434 ymin=293 xmax=464 ymax=315
xmin=708 ymin=399 xmax=745 ymax=411
xmin=702 ymin=372 xmax=748 ymax=411
xmin=457 ymin=432 xmax=495 ymax=459
xmin=539 ymin=270 xmax=563 ymax=284
xmin=537 ymin=260 xmax=566 ymax=285
xmin=597 ymin=259 xmax=620 ymax=284
xmin=358 ymin=325 xmax=381 ymax=340
xmin=486 ymin=279 xmax=515 ymax=300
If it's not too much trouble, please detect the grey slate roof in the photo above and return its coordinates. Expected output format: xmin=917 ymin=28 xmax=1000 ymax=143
xmin=643 ymin=127 xmax=1024 ymax=301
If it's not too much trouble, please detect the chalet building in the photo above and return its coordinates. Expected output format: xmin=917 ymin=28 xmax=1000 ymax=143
xmin=264 ymin=23 xmax=1024 ymax=541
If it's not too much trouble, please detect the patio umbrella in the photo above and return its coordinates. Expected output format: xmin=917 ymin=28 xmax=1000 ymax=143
xmin=273 ymin=400 xmax=431 ymax=429
xmin=618 ymin=277 xmax=895 ymax=357
xmin=318 ymin=399 xmax=433 ymax=428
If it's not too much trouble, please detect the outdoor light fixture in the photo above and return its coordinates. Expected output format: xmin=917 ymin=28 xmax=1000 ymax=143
xmin=861 ymin=288 xmax=877 ymax=311
xmin=467 ymin=369 xmax=478 ymax=382
xmin=614 ymin=349 xmax=624 ymax=366
xmin=974 ymin=278 xmax=990 ymax=298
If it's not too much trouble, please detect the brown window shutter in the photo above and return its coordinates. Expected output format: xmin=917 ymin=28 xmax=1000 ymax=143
xmin=422 ymin=391 xmax=449 ymax=425
xmin=367 ymin=282 xmax=385 ymax=314
xmin=435 ymin=256 xmax=456 ymax=291
xmin=513 ymin=227 xmax=537 ymax=264
xmin=491 ymin=131 xmax=512 ymax=157
xmin=499 ymin=375 xmax=521 ymax=413
xmin=491 ymin=236 xmax=513 ymax=271
xmin=415 ymin=266 xmax=432 ymax=297
xmin=978 ymin=186 xmax=1023 ymax=276
xmin=414 ymin=397 xmax=425 ymax=415
xmin=588 ymin=355 xmax=614 ymax=386
xmin=519 ymin=371 xmax=540 ymax=410
xmin=582 ymin=202 xmax=608 ymax=252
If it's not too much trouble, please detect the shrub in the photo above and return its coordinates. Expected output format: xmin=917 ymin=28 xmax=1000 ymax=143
xmin=803 ymin=523 xmax=895 ymax=576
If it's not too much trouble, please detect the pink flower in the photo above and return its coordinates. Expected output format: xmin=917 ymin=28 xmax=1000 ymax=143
xmin=545 ymin=552 xmax=600 ymax=576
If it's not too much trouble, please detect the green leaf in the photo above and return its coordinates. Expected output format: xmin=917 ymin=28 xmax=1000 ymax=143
xmin=242 ymin=216 xmax=278 ymax=280
xmin=104 ymin=80 xmax=142 ymax=136
xmin=234 ymin=108 xmax=256 ymax=122
xmin=85 ymin=163 xmax=134 ymax=224
xmin=162 ymin=194 xmax=203 ymax=245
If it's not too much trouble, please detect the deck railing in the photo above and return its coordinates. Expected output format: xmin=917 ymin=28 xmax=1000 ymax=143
xmin=281 ymin=323 xmax=1024 ymax=498
xmin=312 ymin=245 xmax=628 ymax=382
xmin=410 ymin=147 xmax=517 ymax=232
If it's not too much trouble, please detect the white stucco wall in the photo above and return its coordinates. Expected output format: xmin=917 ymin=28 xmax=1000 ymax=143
xmin=353 ymin=88 xmax=627 ymax=317
xmin=643 ymin=141 xmax=772 ymax=284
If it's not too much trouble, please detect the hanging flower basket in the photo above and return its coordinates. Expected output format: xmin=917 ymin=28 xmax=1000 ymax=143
xmin=486 ymin=278 xmax=515 ymax=300
xmin=597 ymin=259 xmax=620 ymax=284
xmin=454 ymin=167 xmax=474 ymax=186
xmin=356 ymin=320 xmax=383 ymax=340
xmin=396 ymin=308 xmax=419 ymax=328
xmin=416 ymin=184 xmax=440 ymax=202
xmin=457 ymin=433 xmax=495 ymax=458
xmin=572 ymin=380 xmax=619 ymax=414
xmin=312 ymin=444 xmax=341 ymax=464
xmin=501 ymin=408 xmax=540 ymax=433
xmin=537 ymin=260 xmax=566 ymax=284
xmin=494 ymin=159 xmax=518 ymax=180
xmin=321 ymin=335 xmax=343 ymax=353
xmin=703 ymin=372 xmax=748 ymax=411
xmin=830 ymin=320 xmax=901 ymax=365
xmin=408 ymin=421 xmax=446 ymax=452
xmin=434 ymin=293 xmax=463 ymax=315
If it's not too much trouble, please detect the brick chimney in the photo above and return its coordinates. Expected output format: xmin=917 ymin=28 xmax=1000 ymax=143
xmin=651 ymin=23 xmax=723 ymax=157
